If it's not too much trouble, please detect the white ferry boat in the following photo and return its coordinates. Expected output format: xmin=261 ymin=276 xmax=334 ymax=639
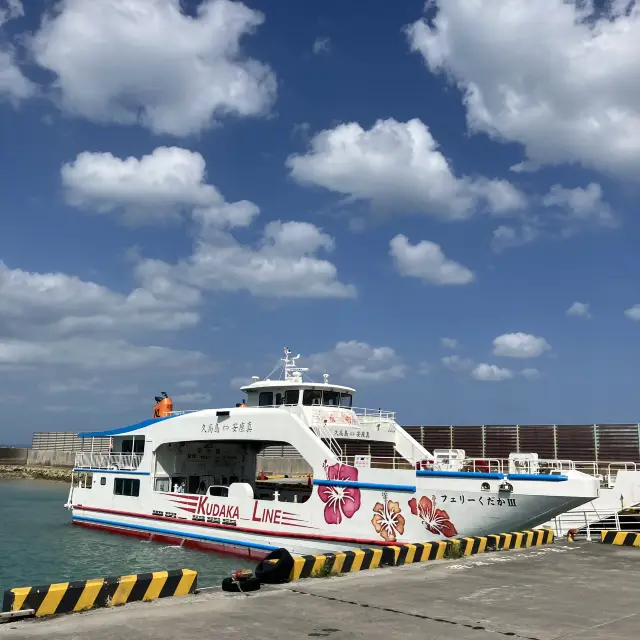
xmin=66 ymin=348 xmax=600 ymax=558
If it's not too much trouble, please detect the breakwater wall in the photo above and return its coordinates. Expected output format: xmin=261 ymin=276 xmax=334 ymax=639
xmin=0 ymin=465 xmax=72 ymax=482
xmin=0 ymin=448 xmax=76 ymax=467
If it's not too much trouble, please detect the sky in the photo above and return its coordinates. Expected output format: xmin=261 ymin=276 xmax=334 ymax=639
xmin=2 ymin=0 xmax=640 ymax=445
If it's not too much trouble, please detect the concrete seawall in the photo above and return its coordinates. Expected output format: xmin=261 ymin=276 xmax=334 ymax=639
xmin=0 ymin=448 xmax=28 ymax=465
xmin=25 ymin=450 xmax=76 ymax=467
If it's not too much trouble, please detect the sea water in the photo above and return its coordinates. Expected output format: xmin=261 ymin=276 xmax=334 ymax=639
xmin=0 ymin=479 xmax=256 ymax=593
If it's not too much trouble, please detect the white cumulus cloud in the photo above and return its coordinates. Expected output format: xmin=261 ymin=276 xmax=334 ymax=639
xmin=492 ymin=333 xmax=551 ymax=359
xmin=0 ymin=260 xmax=207 ymax=372
xmin=407 ymin=0 xmax=640 ymax=178
xmin=442 ymin=354 xmax=475 ymax=373
xmin=61 ymin=147 xmax=237 ymax=226
xmin=390 ymin=234 xmax=474 ymax=285
xmin=287 ymin=118 xmax=526 ymax=220
xmin=307 ymin=341 xmax=406 ymax=384
xmin=147 ymin=218 xmax=356 ymax=299
xmin=62 ymin=148 xmax=355 ymax=298
xmin=0 ymin=0 xmax=36 ymax=102
xmin=440 ymin=337 xmax=459 ymax=350
xmin=30 ymin=0 xmax=276 ymax=136
xmin=471 ymin=363 xmax=513 ymax=382
xmin=566 ymin=302 xmax=591 ymax=318
xmin=624 ymin=305 xmax=640 ymax=321
xmin=543 ymin=184 xmax=618 ymax=232
xmin=312 ymin=36 xmax=331 ymax=54
xmin=491 ymin=223 xmax=540 ymax=253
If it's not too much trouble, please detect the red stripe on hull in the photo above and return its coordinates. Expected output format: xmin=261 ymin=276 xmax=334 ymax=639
xmin=72 ymin=519 xmax=269 ymax=561
xmin=73 ymin=504 xmax=396 ymax=547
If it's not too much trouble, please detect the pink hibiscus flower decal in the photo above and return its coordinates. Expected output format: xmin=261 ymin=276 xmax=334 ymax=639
xmin=318 ymin=462 xmax=362 ymax=525
xmin=408 ymin=495 xmax=458 ymax=538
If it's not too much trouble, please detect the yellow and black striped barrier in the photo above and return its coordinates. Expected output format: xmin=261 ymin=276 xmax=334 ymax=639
xmin=389 ymin=528 xmax=553 ymax=566
xmin=289 ymin=546 xmax=396 ymax=581
xmin=600 ymin=530 xmax=640 ymax=547
xmin=2 ymin=569 xmax=198 ymax=618
xmin=288 ymin=528 xmax=554 ymax=581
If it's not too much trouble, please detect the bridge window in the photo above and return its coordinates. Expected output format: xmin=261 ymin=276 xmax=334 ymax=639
xmin=303 ymin=389 xmax=322 ymax=405
xmin=114 ymin=477 xmax=140 ymax=497
xmin=259 ymin=391 xmax=273 ymax=406
xmin=322 ymin=390 xmax=340 ymax=406
xmin=340 ymin=393 xmax=353 ymax=407
xmin=285 ymin=389 xmax=299 ymax=405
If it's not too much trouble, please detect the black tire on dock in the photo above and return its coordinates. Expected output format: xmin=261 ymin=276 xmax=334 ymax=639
xmin=221 ymin=577 xmax=261 ymax=592
xmin=254 ymin=548 xmax=295 ymax=584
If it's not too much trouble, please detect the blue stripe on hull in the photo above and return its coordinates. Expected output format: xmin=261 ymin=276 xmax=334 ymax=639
xmin=313 ymin=479 xmax=416 ymax=493
xmin=72 ymin=515 xmax=278 ymax=551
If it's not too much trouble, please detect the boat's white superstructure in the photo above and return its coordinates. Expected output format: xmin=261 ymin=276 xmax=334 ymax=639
xmin=66 ymin=348 xmax=600 ymax=557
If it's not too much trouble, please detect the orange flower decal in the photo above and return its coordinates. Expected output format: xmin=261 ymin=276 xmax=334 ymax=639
xmin=371 ymin=499 xmax=406 ymax=542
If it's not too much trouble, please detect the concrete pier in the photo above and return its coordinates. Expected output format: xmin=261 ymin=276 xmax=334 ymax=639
xmin=2 ymin=542 xmax=638 ymax=640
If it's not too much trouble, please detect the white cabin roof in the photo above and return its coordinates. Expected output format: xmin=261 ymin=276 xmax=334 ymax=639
xmin=240 ymin=379 xmax=355 ymax=393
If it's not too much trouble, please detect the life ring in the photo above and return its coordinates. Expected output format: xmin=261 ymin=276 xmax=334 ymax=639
xmin=254 ymin=548 xmax=295 ymax=584
xmin=221 ymin=576 xmax=261 ymax=592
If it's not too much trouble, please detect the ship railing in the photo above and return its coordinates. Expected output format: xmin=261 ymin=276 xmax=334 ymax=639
xmin=338 ymin=455 xmax=416 ymax=470
xmin=352 ymin=407 xmax=396 ymax=422
xmin=551 ymin=508 xmax=640 ymax=540
xmin=74 ymin=452 xmax=142 ymax=471
xmin=572 ymin=461 xmax=638 ymax=487
xmin=166 ymin=410 xmax=200 ymax=416
xmin=312 ymin=422 xmax=343 ymax=460
xmin=417 ymin=457 xmax=505 ymax=474
xmin=461 ymin=458 xmax=504 ymax=473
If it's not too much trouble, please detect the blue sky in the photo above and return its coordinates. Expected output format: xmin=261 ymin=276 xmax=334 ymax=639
xmin=2 ymin=0 xmax=640 ymax=445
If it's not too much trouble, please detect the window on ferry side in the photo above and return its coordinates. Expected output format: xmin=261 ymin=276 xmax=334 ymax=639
xmin=322 ymin=390 xmax=340 ymax=406
xmin=259 ymin=391 xmax=273 ymax=406
xmin=340 ymin=393 xmax=353 ymax=407
xmin=114 ymin=477 xmax=140 ymax=497
xmin=284 ymin=389 xmax=299 ymax=405
xmin=303 ymin=389 xmax=322 ymax=405
xmin=154 ymin=477 xmax=170 ymax=492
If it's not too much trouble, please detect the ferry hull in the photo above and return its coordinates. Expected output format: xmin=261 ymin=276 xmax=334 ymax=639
xmin=70 ymin=483 xmax=595 ymax=557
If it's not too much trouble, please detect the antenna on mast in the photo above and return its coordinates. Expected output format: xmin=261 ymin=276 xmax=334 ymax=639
xmin=282 ymin=346 xmax=308 ymax=381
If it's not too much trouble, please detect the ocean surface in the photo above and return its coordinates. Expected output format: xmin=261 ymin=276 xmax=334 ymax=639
xmin=0 ymin=480 xmax=257 ymax=593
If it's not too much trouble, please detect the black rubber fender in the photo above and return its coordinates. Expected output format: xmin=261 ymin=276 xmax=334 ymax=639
xmin=221 ymin=576 xmax=261 ymax=592
xmin=254 ymin=547 xmax=295 ymax=584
